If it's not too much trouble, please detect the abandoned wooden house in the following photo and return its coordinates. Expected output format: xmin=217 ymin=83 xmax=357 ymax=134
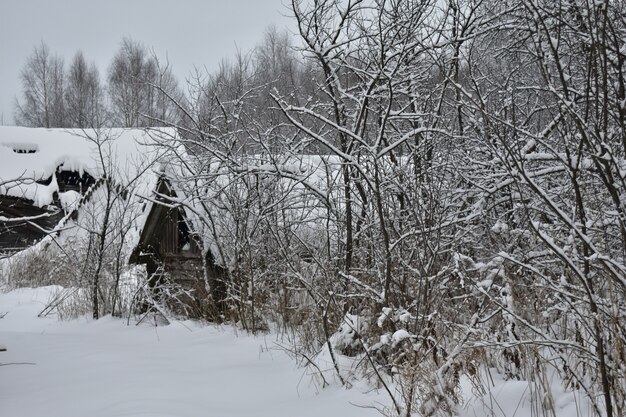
xmin=0 ymin=126 xmax=224 ymax=317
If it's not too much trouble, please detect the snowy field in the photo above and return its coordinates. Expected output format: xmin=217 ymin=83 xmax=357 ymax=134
xmin=0 ymin=286 xmax=595 ymax=417
xmin=0 ymin=286 xmax=387 ymax=417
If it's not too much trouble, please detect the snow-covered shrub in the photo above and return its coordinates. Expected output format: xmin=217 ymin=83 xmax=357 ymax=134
xmin=330 ymin=314 xmax=367 ymax=356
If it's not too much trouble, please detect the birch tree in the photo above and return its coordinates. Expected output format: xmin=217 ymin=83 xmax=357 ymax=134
xmin=15 ymin=42 xmax=66 ymax=128
xmin=65 ymin=51 xmax=105 ymax=128
xmin=108 ymin=38 xmax=180 ymax=127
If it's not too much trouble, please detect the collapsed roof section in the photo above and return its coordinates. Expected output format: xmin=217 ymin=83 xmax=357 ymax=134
xmin=0 ymin=126 xmax=176 ymax=208
xmin=0 ymin=126 xmax=179 ymax=255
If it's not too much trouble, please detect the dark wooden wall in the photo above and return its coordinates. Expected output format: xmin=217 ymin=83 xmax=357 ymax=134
xmin=0 ymin=196 xmax=62 ymax=254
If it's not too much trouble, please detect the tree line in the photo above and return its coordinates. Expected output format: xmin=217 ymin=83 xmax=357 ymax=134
xmin=15 ymin=38 xmax=185 ymax=129
xmin=14 ymin=30 xmax=312 ymax=134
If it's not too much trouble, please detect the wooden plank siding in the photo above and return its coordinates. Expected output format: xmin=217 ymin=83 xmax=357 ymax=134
xmin=0 ymin=195 xmax=63 ymax=255
xmin=161 ymin=210 xmax=178 ymax=255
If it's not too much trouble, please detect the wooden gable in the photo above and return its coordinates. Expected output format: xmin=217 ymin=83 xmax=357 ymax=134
xmin=130 ymin=178 xmax=201 ymax=264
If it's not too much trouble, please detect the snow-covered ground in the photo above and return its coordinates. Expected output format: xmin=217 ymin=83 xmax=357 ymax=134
xmin=0 ymin=286 xmax=596 ymax=417
xmin=0 ymin=286 xmax=386 ymax=417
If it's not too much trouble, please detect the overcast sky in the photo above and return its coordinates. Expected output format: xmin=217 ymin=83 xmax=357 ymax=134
xmin=0 ymin=0 xmax=294 ymax=125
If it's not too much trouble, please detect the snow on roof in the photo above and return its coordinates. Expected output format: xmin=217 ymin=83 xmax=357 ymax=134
xmin=154 ymin=152 xmax=346 ymax=267
xmin=0 ymin=126 xmax=176 ymax=207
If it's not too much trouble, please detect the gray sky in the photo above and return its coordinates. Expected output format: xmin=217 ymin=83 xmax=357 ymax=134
xmin=0 ymin=0 xmax=294 ymax=125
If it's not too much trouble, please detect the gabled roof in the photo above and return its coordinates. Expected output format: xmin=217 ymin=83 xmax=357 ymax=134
xmin=0 ymin=126 xmax=176 ymax=208
xmin=0 ymin=126 xmax=180 ymax=255
xmin=147 ymin=153 xmax=346 ymax=269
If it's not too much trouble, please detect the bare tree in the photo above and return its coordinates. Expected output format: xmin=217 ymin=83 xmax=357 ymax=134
xmin=456 ymin=1 xmax=626 ymax=415
xmin=108 ymin=38 xmax=180 ymax=127
xmin=65 ymin=51 xmax=105 ymax=128
xmin=15 ymin=41 xmax=66 ymax=127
